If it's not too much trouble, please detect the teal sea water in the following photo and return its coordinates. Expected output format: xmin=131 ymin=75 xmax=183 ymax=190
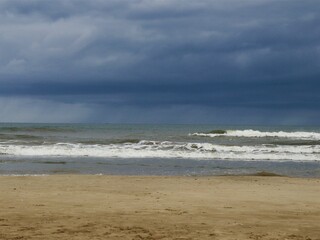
xmin=0 ymin=123 xmax=319 ymax=177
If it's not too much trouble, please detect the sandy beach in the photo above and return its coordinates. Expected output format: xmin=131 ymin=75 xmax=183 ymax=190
xmin=0 ymin=175 xmax=319 ymax=240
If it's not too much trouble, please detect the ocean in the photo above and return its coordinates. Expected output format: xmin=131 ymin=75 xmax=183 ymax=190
xmin=0 ymin=123 xmax=319 ymax=177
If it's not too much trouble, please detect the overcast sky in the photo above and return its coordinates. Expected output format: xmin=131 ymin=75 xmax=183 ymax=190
xmin=0 ymin=0 xmax=319 ymax=124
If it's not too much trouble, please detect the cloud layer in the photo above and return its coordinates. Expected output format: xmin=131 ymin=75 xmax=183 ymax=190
xmin=0 ymin=0 xmax=319 ymax=123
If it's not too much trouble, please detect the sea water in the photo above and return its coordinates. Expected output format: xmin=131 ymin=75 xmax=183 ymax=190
xmin=0 ymin=123 xmax=319 ymax=177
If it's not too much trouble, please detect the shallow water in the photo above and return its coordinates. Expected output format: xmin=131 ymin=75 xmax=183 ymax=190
xmin=0 ymin=123 xmax=319 ymax=177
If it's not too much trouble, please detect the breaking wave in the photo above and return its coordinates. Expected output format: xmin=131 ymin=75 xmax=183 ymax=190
xmin=0 ymin=140 xmax=319 ymax=162
xmin=190 ymin=129 xmax=320 ymax=140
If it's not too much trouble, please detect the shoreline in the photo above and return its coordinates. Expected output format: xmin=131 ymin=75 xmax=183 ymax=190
xmin=2 ymin=157 xmax=319 ymax=178
xmin=1 ymin=175 xmax=320 ymax=239
xmin=1 ymin=171 xmax=319 ymax=178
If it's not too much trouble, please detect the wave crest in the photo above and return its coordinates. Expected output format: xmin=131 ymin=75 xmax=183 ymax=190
xmin=0 ymin=140 xmax=319 ymax=162
xmin=190 ymin=129 xmax=320 ymax=140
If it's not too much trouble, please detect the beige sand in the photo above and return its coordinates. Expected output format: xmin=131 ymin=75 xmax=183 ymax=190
xmin=0 ymin=175 xmax=319 ymax=240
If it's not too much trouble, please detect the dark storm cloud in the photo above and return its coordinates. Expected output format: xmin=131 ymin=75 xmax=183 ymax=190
xmin=0 ymin=0 xmax=319 ymax=123
xmin=2 ymin=77 xmax=319 ymax=110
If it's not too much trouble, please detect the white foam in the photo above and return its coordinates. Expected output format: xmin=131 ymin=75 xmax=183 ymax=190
xmin=190 ymin=129 xmax=320 ymax=140
xmin=0 ymin=140 xmax=319 ymax=162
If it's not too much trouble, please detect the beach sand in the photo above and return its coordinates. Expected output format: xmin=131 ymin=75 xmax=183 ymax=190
xmin=0 ymin=175 xmax=319 ymax=240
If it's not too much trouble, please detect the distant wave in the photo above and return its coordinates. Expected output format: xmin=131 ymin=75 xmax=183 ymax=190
xmin=0 ymin=133 xmax=42 ymax=141
xmin=190 ymin=129 xmax=320 ymax=140
xmin=0 ymin=140 xmax=319 ymax=162
xmin=0 ymin=127 xmax=77 ymax=133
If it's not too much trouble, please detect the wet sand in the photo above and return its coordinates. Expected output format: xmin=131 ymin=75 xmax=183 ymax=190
xmin=0 ymin=175 xmax=319 ymax=240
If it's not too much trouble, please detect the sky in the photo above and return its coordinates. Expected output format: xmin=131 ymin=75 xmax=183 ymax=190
xmin=0 ymin=0 xmax=319 ymax=124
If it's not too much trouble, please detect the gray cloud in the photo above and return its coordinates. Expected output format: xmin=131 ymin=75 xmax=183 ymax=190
xmin=0 ymin=0 xmax=319 ymax=123
xmin=0 ymin=97 xmax=92 ymax=123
